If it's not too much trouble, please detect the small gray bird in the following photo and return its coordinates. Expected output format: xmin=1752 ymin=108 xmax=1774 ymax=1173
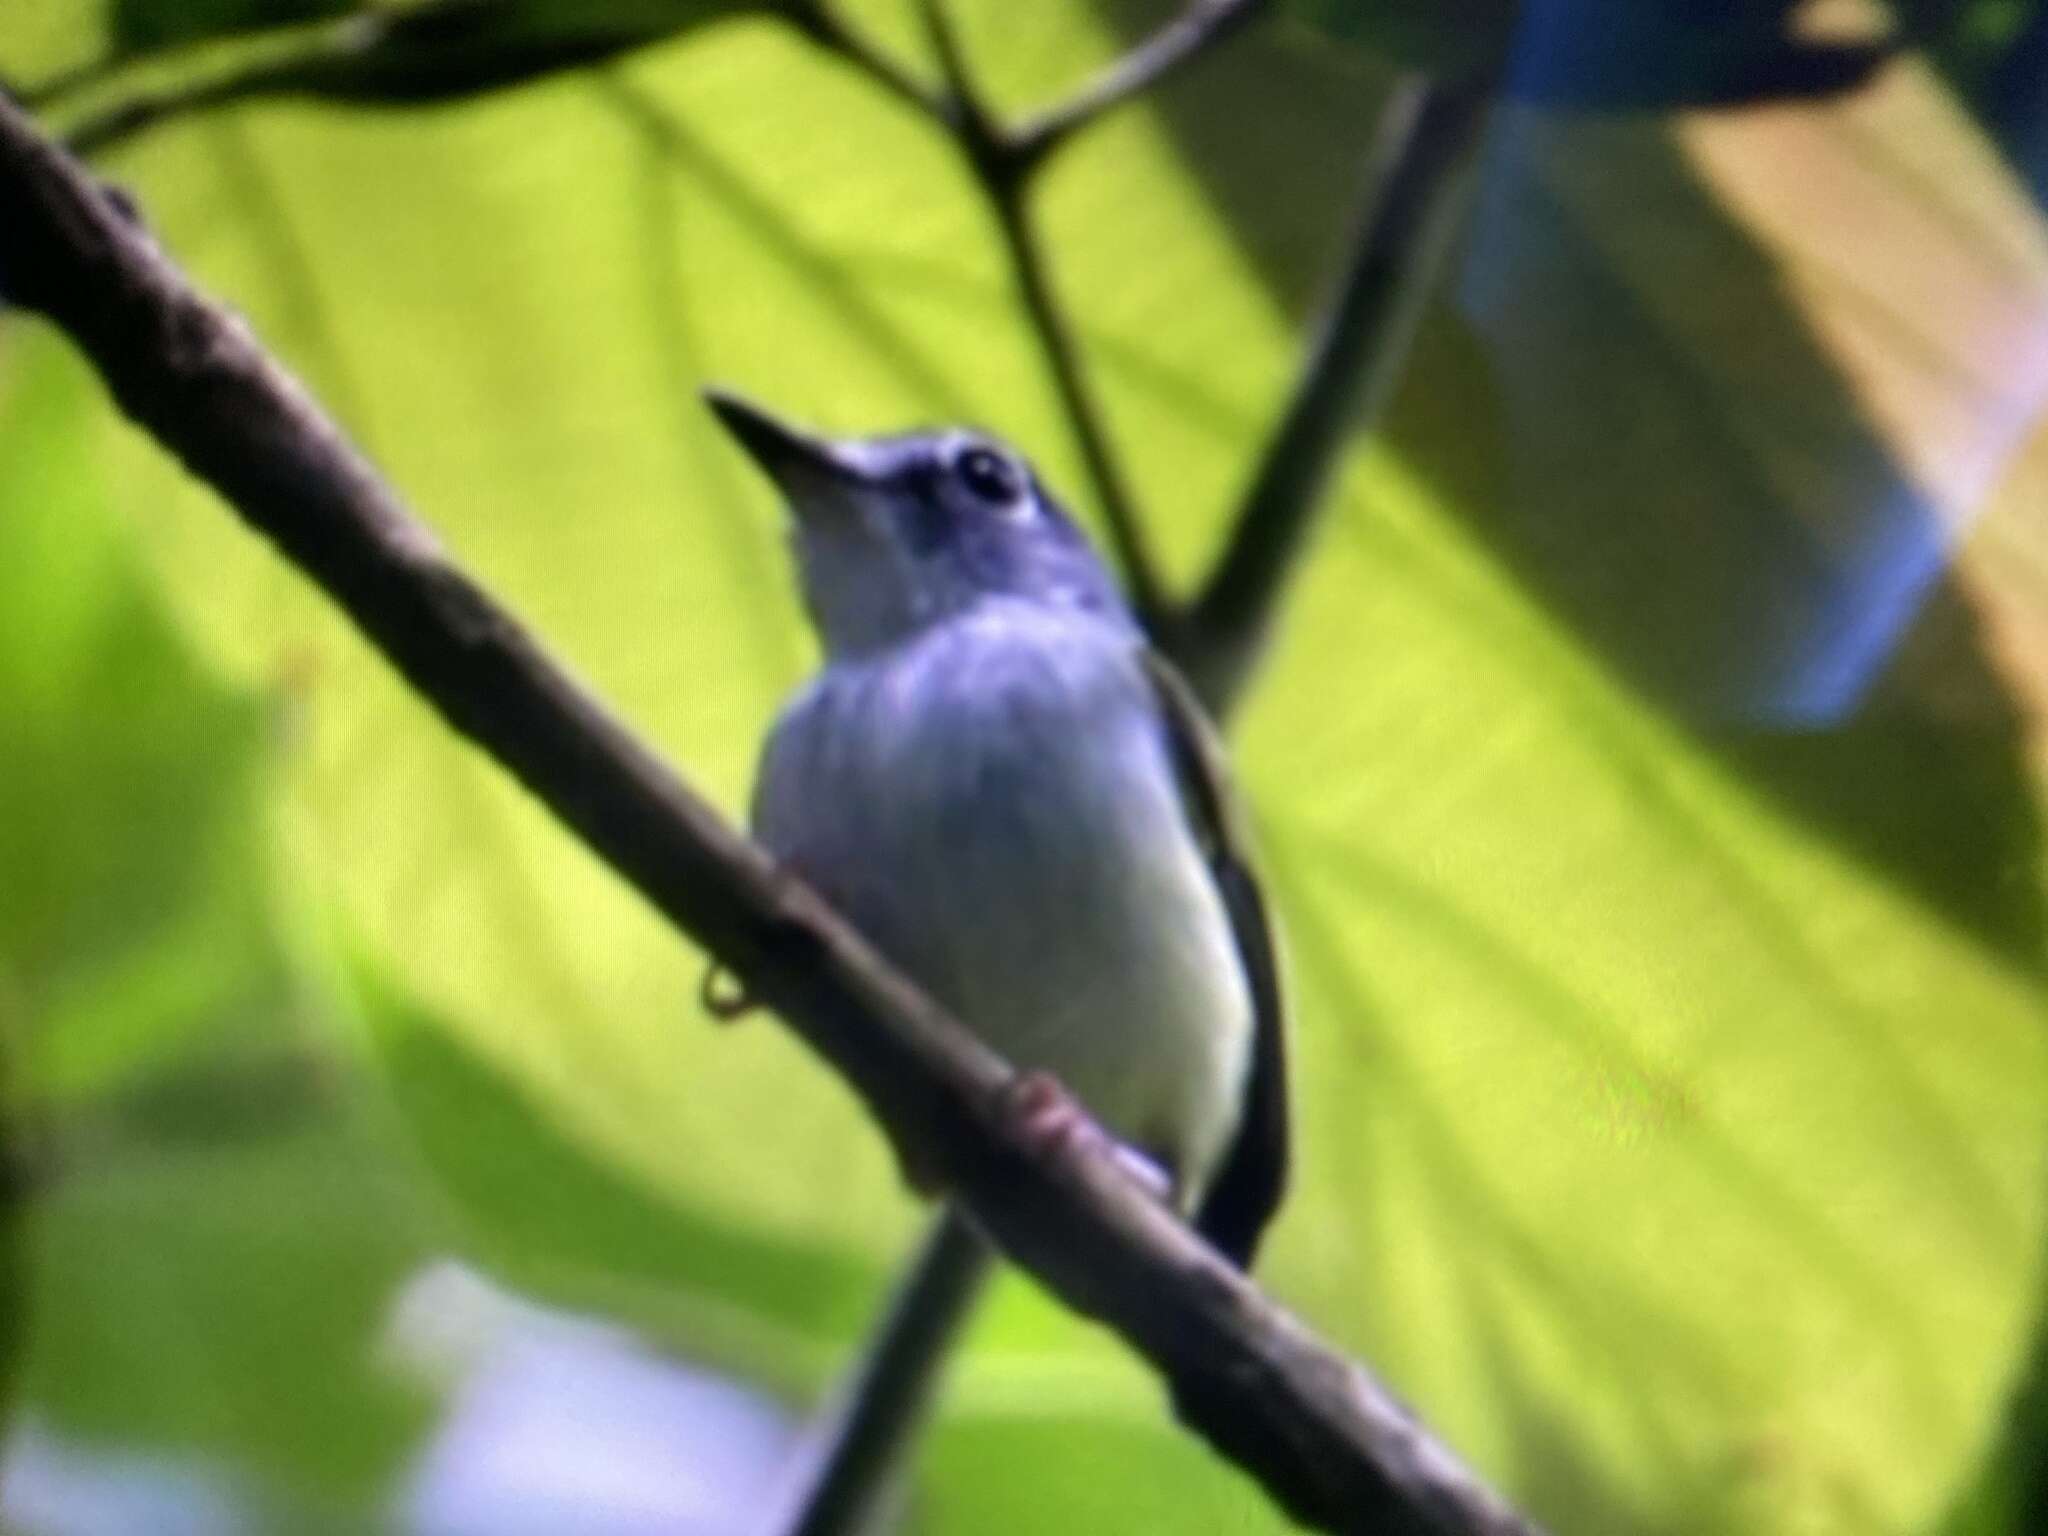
xmin=707 ymin=391 xmax=1286 ymax=1266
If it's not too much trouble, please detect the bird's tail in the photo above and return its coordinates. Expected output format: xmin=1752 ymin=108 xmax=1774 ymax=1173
xmin=758 ymin=1202 xmax=996 ymax=1536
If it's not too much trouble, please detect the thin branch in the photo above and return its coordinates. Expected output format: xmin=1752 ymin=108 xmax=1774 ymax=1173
xmin=760 ymin=1206 xmax=995 ymax=1536
xmin=1180 ymin=71 xmax=1500 ymax=715
xmin=992 ymin=189 xmax=1169 ymax=625
xmin=0 ymin=93 xmax=1541 ymax=1536
xmin=60 ymin=0 xmax=739 ymax=156
xmin=781 ymin=0 xmax=1176 ymax=625
xmin=780 ymin=0 xmax=946 ymax=125
xmin=1009 ymin=0 xmax=1272 ymax=172
xmin=66 ymin=74 xmax=254 ymax=156
xmin=914 ymin=0 xmax=1172 ymax=627
xmin=910 ymin=0 xmax=981 ymax=135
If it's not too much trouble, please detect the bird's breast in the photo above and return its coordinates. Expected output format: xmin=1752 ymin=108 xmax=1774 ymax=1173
xmin=753 ymin=607 xmax=1252 ymax=1194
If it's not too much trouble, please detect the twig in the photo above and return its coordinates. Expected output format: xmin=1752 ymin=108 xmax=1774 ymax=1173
xmin=911 ymin=0 xmax=1169 ymax=624
xmin=1009 ymin=0 xmax=1272 ymax=173
xmin=994 ymin=187 xmax=1170 ymax=622
xmin=760 ymin=1206 xmax=995 ymax=1536
xmin=0 ymin=92 xmax=1542 ymax=1536
xmin=1179 ymin=72 xmax=1499 ymax=714
xmin=779 ymin=0 xmax=946 ymax=125
xmin=67 ymin=75 xmax=254 ymax=156
xmin=950 ymin=0 xmax=1183 ymax=629
xmin=59 ymin=0 xmax=738 ymax=156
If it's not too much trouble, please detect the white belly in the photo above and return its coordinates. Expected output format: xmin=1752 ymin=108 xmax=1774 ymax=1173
xmin=754 ymin=605 xmax=1253 ymax=1197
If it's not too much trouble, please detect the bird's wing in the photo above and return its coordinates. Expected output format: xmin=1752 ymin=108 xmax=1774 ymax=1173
xmin=1141 ymin=649 xmax=1289 ymax=1269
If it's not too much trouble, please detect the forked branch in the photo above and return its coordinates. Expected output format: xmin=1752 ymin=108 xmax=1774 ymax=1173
xmin=783 ymin=0 xmax=1496 ymax=711
xmin=787 ymin=0 xmax=1277 ymax=630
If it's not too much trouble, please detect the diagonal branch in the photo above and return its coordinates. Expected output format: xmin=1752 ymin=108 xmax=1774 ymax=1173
xmin=1180 ymin=70 xmax=1501 ymax=714
xmin=0 ymin=92 xmax=1540 ymax=1536
xmin=992 ymin=185 xmax=1168 ymax=619
xmin=909 ymin=0 xmax=1170 ymax=626
xmin=762 ymin=1206 xmax=993 ymax=1536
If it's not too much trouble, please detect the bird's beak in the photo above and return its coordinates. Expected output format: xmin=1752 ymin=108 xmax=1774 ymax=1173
xmin=703 ymin=388 xmax=866 ymax=507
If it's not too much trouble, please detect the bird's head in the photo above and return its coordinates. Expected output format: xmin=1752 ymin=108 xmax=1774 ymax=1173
xmin=706 ymin=389 xmax=1129 ymax=659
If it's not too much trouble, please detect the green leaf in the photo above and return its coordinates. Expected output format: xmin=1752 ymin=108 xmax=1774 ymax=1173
xmin=0 ymin=5 xmax=107 ymax=83
xmin=0 ymin=331 xmax=439 ymax=1502
xmin=359 ymin=966 xmax=884 ymax=1379
xmin=1940 ymin=1325 xmax=2048 ymax=1535
xmin=0 ymin=336 xmax=292 ymax=1103
xmin=20 ymin=1116 xmax=437 ymax=1504
xmin=4 ymin=2 xmax=2046 ymax=1531
xmin=916 ymin=1407 xmax=1281 ymax=1533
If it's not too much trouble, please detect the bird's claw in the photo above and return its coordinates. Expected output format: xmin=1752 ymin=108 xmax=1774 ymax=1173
xmin=999 ymin=1071 xmax=1173 ymax=1203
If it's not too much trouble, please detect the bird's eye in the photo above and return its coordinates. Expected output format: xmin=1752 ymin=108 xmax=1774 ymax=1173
xmin=956 ymin=446 xmax=1022 ymax=505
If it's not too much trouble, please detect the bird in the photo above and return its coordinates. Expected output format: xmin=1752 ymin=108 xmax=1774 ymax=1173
xmin=705 ymin=388 xmax=1287 ymax=1268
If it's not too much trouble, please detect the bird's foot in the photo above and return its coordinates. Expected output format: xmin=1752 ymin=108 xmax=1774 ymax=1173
xmin=1002 ymin=1069 xmax=1098 ymax=1157
xmin=1112 ymin=1145 xmax=1176 ymax=1206
xmin=999 ymin=1071 xmax=1172 ymax=1203
xmin=698 ymin=963 xmax=758 ymax=1023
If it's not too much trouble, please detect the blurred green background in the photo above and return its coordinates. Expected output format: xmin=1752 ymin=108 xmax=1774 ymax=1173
xmin=3 ymin=1 xmax=2048 ymax=1531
